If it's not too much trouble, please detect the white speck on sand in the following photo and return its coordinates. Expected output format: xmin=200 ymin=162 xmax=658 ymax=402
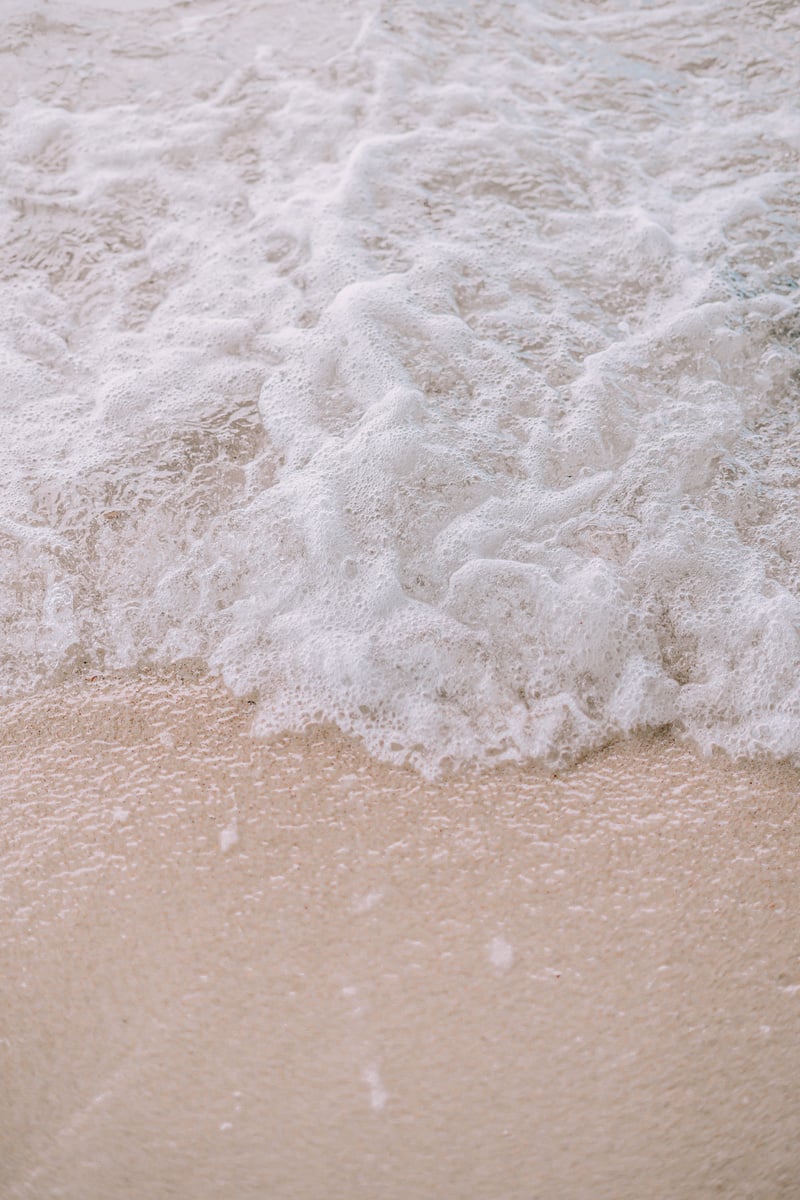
xmin=353 ymin=889 xmax=384 ymax=914
xmin=362 ymin=1063 xmax=387 ymax=1112
xmin=219 ymin=819 xmax=238 ymax=853
xmin=489 ymin=935 xmax=514 ymax=972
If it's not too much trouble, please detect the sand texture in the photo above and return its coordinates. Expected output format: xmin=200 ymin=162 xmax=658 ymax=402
xmin=1 ymin=672 xmax=799 ymax=1199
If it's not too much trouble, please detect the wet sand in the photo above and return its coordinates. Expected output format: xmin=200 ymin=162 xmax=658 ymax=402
xmin=1 ymin=670 xmax=798 ymax=1199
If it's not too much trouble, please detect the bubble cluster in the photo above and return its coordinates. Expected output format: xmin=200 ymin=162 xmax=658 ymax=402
xmin=1 ymin=0 xmax=799 ymax=770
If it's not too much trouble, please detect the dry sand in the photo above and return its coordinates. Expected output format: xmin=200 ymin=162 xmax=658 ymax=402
xmin=1 ymin=668 xmax=798 ymax=1199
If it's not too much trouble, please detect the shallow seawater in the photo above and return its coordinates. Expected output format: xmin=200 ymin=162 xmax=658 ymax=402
xmin=1 ymin=0 xmax=799 ymax=770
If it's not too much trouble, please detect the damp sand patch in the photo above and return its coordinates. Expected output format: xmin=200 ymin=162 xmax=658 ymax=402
xmin=1 ymin=672 xmax=798 ymax=1200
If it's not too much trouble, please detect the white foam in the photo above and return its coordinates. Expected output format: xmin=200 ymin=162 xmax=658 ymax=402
xmin=1 ymin=0 xmax=799 ymax=771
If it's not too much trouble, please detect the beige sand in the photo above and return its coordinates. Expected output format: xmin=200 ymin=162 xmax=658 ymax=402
xmin=1 ymin=669 xmax=798 ymax=1199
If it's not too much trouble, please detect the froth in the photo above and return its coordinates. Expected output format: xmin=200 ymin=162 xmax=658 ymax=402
xmin=1 ymin=0 xmax=799 ymax=771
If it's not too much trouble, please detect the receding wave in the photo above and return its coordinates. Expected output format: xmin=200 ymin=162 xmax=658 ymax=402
xmin=1 ymin=0 xmax=799 ymax=770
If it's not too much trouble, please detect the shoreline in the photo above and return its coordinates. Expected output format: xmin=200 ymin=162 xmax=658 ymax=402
xmin=2 ymin=671 xmax=799 ymax=1198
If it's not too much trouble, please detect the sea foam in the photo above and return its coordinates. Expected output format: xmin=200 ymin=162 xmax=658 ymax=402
xmin=1 ymin=0 xmax=799 ymax=770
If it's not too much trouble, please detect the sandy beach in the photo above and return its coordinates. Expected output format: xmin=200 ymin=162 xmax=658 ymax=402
xmin=1 ymin=670 xmax=798 ymax=1199
xmin=2 ymin=0 xmax=799 ymax=1194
